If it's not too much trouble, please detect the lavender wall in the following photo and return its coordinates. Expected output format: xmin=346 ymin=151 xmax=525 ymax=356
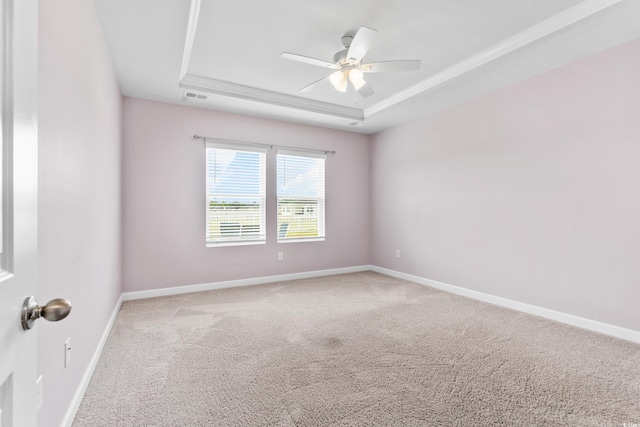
xmin=371 ymin=39 xmax=640 ymax=332
xmin=38 ymin=0 xmax=122 ymax=425
xmin=122 ymin=98 xmax=370 ymax=292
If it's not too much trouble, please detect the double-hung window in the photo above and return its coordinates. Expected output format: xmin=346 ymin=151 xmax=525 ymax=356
xmin=205 ymin=141 xmax=267 ymax=245
xmin=277 ymin=150 xmax=325 ymax=242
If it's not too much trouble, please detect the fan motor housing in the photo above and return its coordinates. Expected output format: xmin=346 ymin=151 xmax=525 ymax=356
xmin=333 ymin=49 xmax=349 ymax=65
xmin=335 ymin=32 xmax=358 ymax=65
xmin=341 ymin=35 xmax=354 ymax=48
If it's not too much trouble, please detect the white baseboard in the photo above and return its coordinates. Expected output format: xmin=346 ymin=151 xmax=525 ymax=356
xmin=122 ymin=265 xmax=372 ymax=301
xmin=371 ymin=266 xmax=640 ymax=344
xmin=61 ymin=293 xmax=124 ymax=427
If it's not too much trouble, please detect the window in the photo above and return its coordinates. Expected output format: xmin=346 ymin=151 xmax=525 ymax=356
xmin=206 ymin=142 xmax=266 ymax=245
xmin=277 ymin=150 xmax=325 ymax=242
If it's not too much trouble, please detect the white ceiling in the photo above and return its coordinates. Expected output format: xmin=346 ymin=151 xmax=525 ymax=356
xmin=93 ymin=0 xmax=640 ymax=134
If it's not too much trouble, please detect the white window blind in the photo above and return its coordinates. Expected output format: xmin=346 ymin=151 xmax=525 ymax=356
xmin=277 ymin=150 xmax=325 ymax=242
xmin=206 ymin=142 xmax=266 ymax=245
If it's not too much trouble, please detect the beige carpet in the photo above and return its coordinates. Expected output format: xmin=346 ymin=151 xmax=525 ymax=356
xmin=73 ymin=272 xmax=640 ymax=426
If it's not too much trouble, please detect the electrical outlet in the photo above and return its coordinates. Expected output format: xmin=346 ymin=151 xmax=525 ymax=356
xmin=396 ymin=249 xmax=400 ymax=258
xmin=36 ymin=375 xmax=43 ymax=411
xmin=65 ymin=339 xmax=71 ymax=368
xmin=278 ymin=252 xmax=284 ymax=261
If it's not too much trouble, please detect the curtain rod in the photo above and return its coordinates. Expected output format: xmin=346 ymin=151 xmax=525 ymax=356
xmin=193 ymin=135 xmax=336 ymax=155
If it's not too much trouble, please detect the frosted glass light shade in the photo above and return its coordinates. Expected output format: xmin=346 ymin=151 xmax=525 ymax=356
xmin=329 ymin=70 xmax=345 ymax=87
xmin=334 ymin=79 xmax=348 ymax=92
xmin=348 ymin=68 xmax=365 ymax=90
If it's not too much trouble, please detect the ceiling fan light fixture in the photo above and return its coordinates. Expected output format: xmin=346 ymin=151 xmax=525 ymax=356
xmin=329 ymin=70 xmax=345 ymax=87
xmin=334 ymin=78 xmax=348 ymax=93
xmin=282 ymin=26 xmax=418 ymax=98
xmin=348 ymin=68 xmax=366 ymax=90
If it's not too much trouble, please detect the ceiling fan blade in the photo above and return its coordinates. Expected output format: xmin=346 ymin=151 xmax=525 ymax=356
xmin=299 ymin=75 xmax=331 ymax=93
xmin=356 ymin=81 xmax=375 ymax=98
xmin=361 ymin=60 xmax=421 ymax=73
xmin=346 ymin=27 xmax=377 ymax=63
xmin=280 ymin=52 xmax=339 ymax=69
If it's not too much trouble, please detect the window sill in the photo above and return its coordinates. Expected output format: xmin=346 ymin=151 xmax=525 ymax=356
xmin=277 ymin=238 xmax=325 ymax=244
xmin=206 ymin=240 xmax=266 ymax=248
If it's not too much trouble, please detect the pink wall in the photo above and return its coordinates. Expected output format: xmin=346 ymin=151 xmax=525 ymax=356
xmin=122 ymin=98 xmax=371 ymax=292
xmin=371 ymin=39 xmax=640 ymax=332
xmin=38 ymin=0 xmax=122 ymax=425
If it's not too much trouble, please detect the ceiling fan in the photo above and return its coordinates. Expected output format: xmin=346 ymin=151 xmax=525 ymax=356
xmin=280 ymin=26 xmax=421 ymax=98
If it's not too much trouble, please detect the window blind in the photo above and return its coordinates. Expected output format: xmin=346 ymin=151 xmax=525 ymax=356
xmin=206 ymin=142 xmax=266 ymax=245
xmin=277 ymin=150 xmax=325 ymax=242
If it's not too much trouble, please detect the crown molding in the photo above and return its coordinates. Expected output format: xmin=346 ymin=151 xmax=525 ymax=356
xmin=364 ymin=0 xmax=623 ymax=118
xmin=179 ymin=74 xmax=364 ymax=121
xmin=178 ymin=0 xmax=621 ymax=123
xmin=179 ymin=0 xmax=201 ymax=79
xmin=178 ymin=0 xmax=362 ymax=121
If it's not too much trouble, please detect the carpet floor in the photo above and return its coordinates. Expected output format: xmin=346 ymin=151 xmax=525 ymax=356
xmin=73 ymin=272 xmax=640 ymax=426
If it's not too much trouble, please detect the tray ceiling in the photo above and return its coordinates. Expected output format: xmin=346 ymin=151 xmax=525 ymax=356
xmin=94 ymin=0 xmax=640 ymax=133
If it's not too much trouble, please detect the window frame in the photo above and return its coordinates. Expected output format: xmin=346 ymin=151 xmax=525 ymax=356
xmin=205 ymin=141 xmax=268 ymax=247
xmin=276 ymin=149 xmax=326 ymax=243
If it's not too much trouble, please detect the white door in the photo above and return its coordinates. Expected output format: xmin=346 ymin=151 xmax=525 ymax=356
xmin=0 ymin=0 xmax=39 ymax=425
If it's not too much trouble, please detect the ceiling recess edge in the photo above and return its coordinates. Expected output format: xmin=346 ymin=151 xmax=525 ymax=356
xmin=363 ymin=0 xmax=623 ymax=118
xmin=179 ymin=0 xmax=623 ymax=122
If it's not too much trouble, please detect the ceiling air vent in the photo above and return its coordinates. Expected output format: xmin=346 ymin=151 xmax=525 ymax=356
xmin=183 ymin=91 xmax=208 ymax=101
